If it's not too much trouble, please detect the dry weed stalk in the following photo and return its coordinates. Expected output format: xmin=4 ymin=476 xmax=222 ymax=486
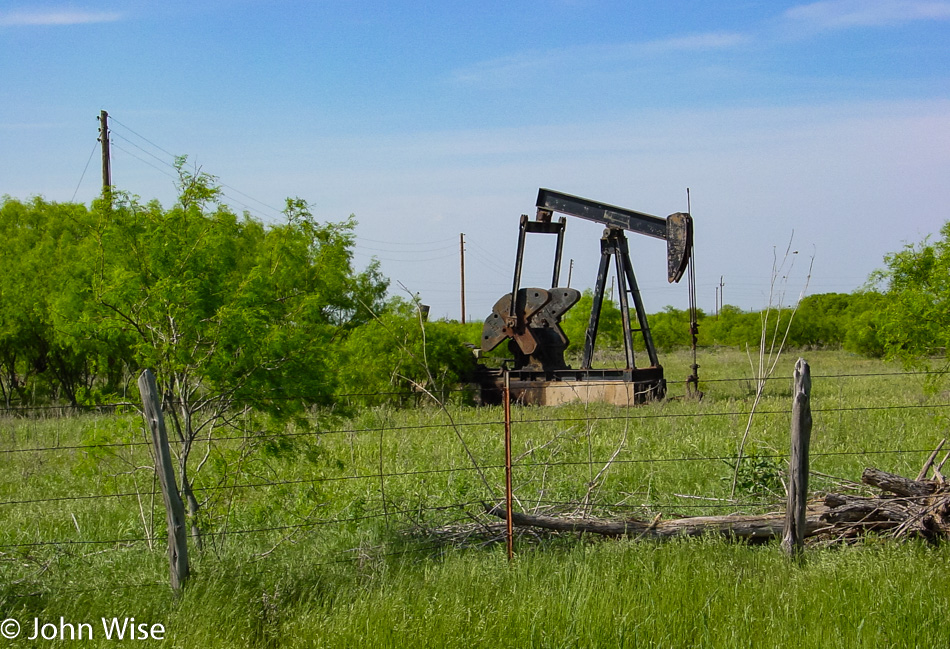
xmin=731 ymin=234 xmax=813 ymax=499
xmin=359 ymin=285 xmax=497 ymax=501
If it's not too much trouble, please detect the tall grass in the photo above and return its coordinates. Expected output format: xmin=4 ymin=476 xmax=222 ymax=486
xmin=1 ymin=349 xmax=948 ymax=647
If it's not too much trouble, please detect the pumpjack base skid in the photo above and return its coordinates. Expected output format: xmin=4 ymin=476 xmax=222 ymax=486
xmin=475 ymin=366 xmax=666 ymax=407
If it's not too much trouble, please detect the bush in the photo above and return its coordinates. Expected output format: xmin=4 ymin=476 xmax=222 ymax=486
xmin=873 ymin=221 xmax=950 ymax=366
xmin=332 ymin=299 xmax=476 ymax=407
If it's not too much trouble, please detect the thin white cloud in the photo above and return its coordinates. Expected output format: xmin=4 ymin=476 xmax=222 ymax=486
xmin=643 ymin=32 xmax=750 ymax=53
xmin=452 ymin=32 xmax=748 ymax=85
xmin=452 ymin=50 xmax=557 ymax=85
xmin=0 ymin=9 xmax=122 ymax=27
xmin=785 ymin=0 xmax=950 ymax=29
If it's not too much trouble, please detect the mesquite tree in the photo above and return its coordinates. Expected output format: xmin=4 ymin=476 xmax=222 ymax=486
xmin=872 ymin=220 xmax=950 ymax=377
xmin=0 ymin=197 xmax=125 ymax=407
xmin=92 ymin=159 xmax=387 ymax=542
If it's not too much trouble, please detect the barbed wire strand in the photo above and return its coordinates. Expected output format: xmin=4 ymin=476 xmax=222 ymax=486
xmin=0 ymin=368 xmax=945 ymax=416
xmin=2 ymin=398 xmax=948 ymax=457
xmin=0 ymin=445 xmax=940 ymax=509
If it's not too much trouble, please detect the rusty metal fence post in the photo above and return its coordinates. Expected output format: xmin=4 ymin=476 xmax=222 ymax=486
xmin=504 ymin=370 xmax=514 ymax=561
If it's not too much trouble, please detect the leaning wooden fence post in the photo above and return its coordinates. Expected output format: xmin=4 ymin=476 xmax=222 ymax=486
xmin=138 ymin=369 xmax=190 ymax=590
xmin=782 ymin=358 xmax=812 ymax=558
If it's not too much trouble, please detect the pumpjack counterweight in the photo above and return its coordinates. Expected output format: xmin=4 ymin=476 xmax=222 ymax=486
xmin=476 ymin=189 xmax=694 ymax=406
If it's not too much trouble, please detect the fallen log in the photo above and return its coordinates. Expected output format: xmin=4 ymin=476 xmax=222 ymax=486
xmin=484 ymin=465 xmax=950 ymax=544
xmin=485 ymin=504 xmax=827 ymax=541
xmin=819 ymin=493 xmax=905 ymax=528
xmin=862 ymin=467 xmax=936 ymax=498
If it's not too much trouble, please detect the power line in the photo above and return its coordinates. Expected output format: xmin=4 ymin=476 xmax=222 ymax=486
xmin=467 ymin=239 xmax=512 ymax=268
xmin=110 ymin=142 xmax=178 ymax=181
xmin=218 ymin=190 xmax=275 ymax=221
xmin=107 ymin=116 xmax=177 ymax=159
xmin=219 ymin=183 xmax=284 ymax=217
xmin=357 ymin=235 xmax=458 ymax=246
xmin=111 ymin=132 xmax=177 ymax=170
xmin=71 ymin=140 xmax=99 ymax=202
xmin=105 ymin=112 xmax=285 ymax=222
xmin=355 ymin=243 xmax=457 ymax=254
xmin=356 ymin=251 xmax=459 ymax=264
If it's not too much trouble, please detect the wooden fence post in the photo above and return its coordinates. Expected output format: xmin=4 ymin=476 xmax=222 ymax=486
xmin=138 ymin=369 xmax=189 ymax=590
xmin=782 ymin=358 xmax=812 ymax=558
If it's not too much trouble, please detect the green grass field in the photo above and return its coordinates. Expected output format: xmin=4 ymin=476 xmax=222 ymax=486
xmin=1 ymin=349 xmax=948 ymax=648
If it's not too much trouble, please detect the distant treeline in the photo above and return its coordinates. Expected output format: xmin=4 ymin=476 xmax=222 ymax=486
xmin=637 ymin=291 xmax=885 ymax=356
xmin=467 ymin=289 xmax=885 ymax=360
xmin=2 ymin=176 xmax=945 ymax=409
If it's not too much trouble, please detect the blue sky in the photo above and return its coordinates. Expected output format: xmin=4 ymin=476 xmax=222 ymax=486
xmin=2 ymin=1 xmax=949 ymax=320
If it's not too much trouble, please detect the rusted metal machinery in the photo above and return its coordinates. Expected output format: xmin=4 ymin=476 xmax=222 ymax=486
xmin=476 ymin=189 xmax=694 ymax=406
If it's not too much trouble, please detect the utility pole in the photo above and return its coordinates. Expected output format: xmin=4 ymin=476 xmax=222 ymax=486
xmin=719 ymin=276 xmax=725 ymax=311
xmin=98 ymin=110 xmax=112 ymax=199
xmin=459 ymin=233 xmax=466 ymax=324
xmin=715 ymin=286 xmax=720 ymax=317
xmin=567 ymin=258 xmax=574 ymax=288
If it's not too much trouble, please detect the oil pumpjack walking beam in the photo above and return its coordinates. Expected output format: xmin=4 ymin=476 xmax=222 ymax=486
xmin=476 ymin=189 xmax=694 ymax=406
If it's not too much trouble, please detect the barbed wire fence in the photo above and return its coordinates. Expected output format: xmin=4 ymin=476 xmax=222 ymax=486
xmin=1 ymin=366 xmax=948 ymax=595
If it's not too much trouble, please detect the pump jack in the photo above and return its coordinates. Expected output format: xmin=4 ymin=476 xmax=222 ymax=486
xmin=476 ymin=189 xmax=694 ymax=406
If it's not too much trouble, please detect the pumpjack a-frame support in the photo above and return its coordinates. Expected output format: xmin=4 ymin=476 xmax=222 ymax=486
xmin=582 ymin=226 xmax=661 ymax=373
